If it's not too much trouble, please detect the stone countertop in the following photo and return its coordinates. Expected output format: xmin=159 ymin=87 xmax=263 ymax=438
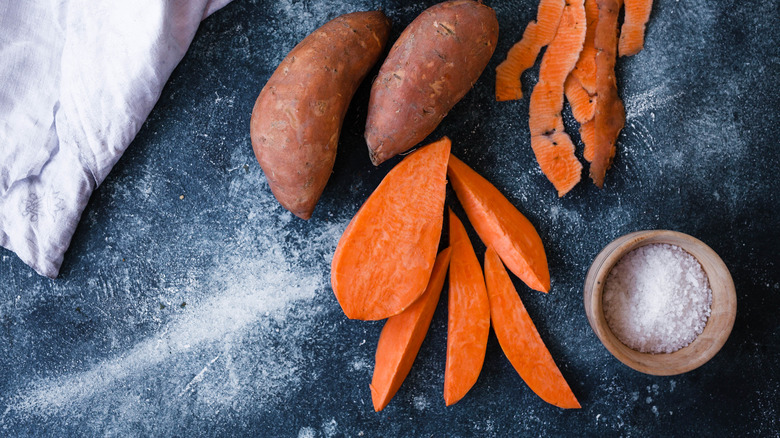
xmin=1 ymin=0 xmax=778 ymax=436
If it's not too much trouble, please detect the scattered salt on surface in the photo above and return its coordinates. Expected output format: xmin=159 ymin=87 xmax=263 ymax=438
xmin=603 ymin=243 xmax=712 ymax=353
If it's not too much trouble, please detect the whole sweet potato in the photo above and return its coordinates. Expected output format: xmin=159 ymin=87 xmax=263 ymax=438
xmin=364 ymin=0 xmax=498 ymax=166
xmin=250 ymin=11 xmax=391 ymax=219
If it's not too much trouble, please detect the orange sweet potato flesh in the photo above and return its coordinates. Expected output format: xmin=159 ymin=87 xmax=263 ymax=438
xmin=484 ymin=247 xmax=580 ymax=409
xmin=447 ymin=157 xmax=550 ymax=294
xmin=370 ymin=248 xmax=452 ymax=412
xmin=250 ymin=11 xmax=391 ymax=219
xmin=331 ymin=137 xmax=450 ymax=321
xmin=365 ymin=0 xmax=498 ymax=166
xmin=591 ymin=0 xmax=625 ymax=188
xmin=495 ymin=0 xmax=565 ymax=101
xmin=444 ymin=209 xmax=490 ymax=406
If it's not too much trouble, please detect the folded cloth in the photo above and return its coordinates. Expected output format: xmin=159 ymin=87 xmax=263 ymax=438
xmin=0 ymin=0 xmax=232 ymax=278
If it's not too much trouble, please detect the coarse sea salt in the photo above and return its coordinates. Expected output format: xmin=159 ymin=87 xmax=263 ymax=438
xmin=603 ymin=243 xmax=713 ymax=354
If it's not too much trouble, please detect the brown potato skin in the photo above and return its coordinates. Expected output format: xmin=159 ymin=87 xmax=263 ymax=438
xmin=365 ymin=1 xmax=498 ymax=166
xmin=250 ymin=11 xmax=391 ymax=219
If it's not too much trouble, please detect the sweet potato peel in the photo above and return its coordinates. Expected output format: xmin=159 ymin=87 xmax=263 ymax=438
xmin=498 ymin=0 xmax=649 ymax=194
xmin=591 ymin=0 xmax=626 ymax=188
xmin=331 ymin=137 xmax=450 ymax=320
xmin=495 ymin=0 xmax=566 ymax=101
xmin=564 ymin=73 xmax=597 ymax=163
xmin=570 ymin=0 xmax=599 ymax=94
xmin=370 ymin=247 xmax=452 ymax=412
xmin=619 ymin=0 xmax=653 ymax=56
xmin=447 ymin=155 xmax=550 ymax=292
xmin=564 ymin=0 xmax=598 ymax=165
xmin=564 ymin=74 xmax=595 ymax=123
xmin=444 ymin=209 xmax=490 ymax=406
xmin=528 ymin=0 xmax=586 ymax=196
xmin=580 ymin=119 xmax=596 ymax=162
xmin=484 ymin=247 xmax=580 ymax=409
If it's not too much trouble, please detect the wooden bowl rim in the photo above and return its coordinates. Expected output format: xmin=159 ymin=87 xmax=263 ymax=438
xmin=583 ymin=230 xmax=737 ymax=376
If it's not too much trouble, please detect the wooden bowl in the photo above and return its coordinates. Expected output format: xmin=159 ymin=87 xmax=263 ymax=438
xmin=583 ymin=230 xmax=737 ymax=376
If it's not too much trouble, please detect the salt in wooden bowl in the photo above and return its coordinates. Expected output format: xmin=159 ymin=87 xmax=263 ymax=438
xmin=583 ymin=230 xmax=737 ymax=376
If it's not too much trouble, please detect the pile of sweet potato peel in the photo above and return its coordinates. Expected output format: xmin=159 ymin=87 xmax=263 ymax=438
xmin=331 ymin=137 xmax=580 ymax=411
xmin=496 ymin=0 xmax=653 ymax=195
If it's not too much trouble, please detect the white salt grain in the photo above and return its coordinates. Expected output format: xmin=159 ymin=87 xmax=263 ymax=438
xmin=603 ymin=244 xmax=712 ymax=353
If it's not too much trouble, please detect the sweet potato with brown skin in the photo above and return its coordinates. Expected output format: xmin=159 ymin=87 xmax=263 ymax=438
xmin=250 ymin=11 xmax=391 ymax=219
xmin=364 ymin=0 xmax=498 ymax=166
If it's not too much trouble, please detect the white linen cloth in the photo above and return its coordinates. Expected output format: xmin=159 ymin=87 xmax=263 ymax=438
xmin=0 ymin=0 xmax=232 ymax=277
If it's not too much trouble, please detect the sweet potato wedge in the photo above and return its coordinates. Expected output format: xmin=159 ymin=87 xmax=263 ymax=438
xmin=250 ymin=11 xmax=391 ymax=219
xmin=370 ymin=248 xmax=452 ymax=412
xmin=447 ymin=155 xmax=550 ymax=293
xmin=444 ymin=209 xmax=490 ymax=406
xmin=365 ymin=0 xmax=498 ymax=165
xmin=484 ymin=247 xmax=580 ymax=409
xmin=331 ymin=137 xmax=451 ymax=321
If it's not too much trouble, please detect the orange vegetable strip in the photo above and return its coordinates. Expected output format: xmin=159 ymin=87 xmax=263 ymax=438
xmin=580 ymin=119 xmax=596 ymax=162
xmin=528 ymin=0 xmax=586 ymax=196
xmin=447 ymin=155 xmax=550 ymax=293
xmin=564 ymin=74 xmax=595 ymax=123
xmin=485 ymin=247 xmax=580 ymax=409
xmin=444 ymin=209 xmax=490 ymax=406
xmin=567 ymin=0 xmax=597 ymax=162
xmin=567 ymin=0 xmax=598 ymax=119
xmin=591 ymin=0 xmax=625 ymax=188
xmin=528 ymin=82 xmax=565 ymax=137
xmin=530 ymin=131 xmax=583 ymax=196
xmin=534 ymin=0 xmax=586 ymax=87
xmin=495 ymin=0 xmax=566 ymax=101
xmin=570 ymin=0 xmax=599 ymax=94
xmin=619 ymin=0 xmax=653 ymax=56
xmin=331 ymin=137 xmax=450 ymax=320
xmin=484 ymin=247 xmax=580 ymax=409
xmin=370 ymin=248 xmax=452 ymax=412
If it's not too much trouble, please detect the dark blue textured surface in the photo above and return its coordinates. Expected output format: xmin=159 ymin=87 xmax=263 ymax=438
xmin=1 ymin=0 xmax=779 ymax=436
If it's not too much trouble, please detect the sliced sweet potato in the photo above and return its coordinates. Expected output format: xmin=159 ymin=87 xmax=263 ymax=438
xmin=444 ymin=209 xmax=490 ymax=406
xmin=447 ymin=155 xmax=550 ymax=293
xmin=331 ymin=137 xmax=450 ymax=320
xmin=484 ymin=247 xmax=580 ymax=409
xmin=370 ymin=248 xmax=452 ymax=412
